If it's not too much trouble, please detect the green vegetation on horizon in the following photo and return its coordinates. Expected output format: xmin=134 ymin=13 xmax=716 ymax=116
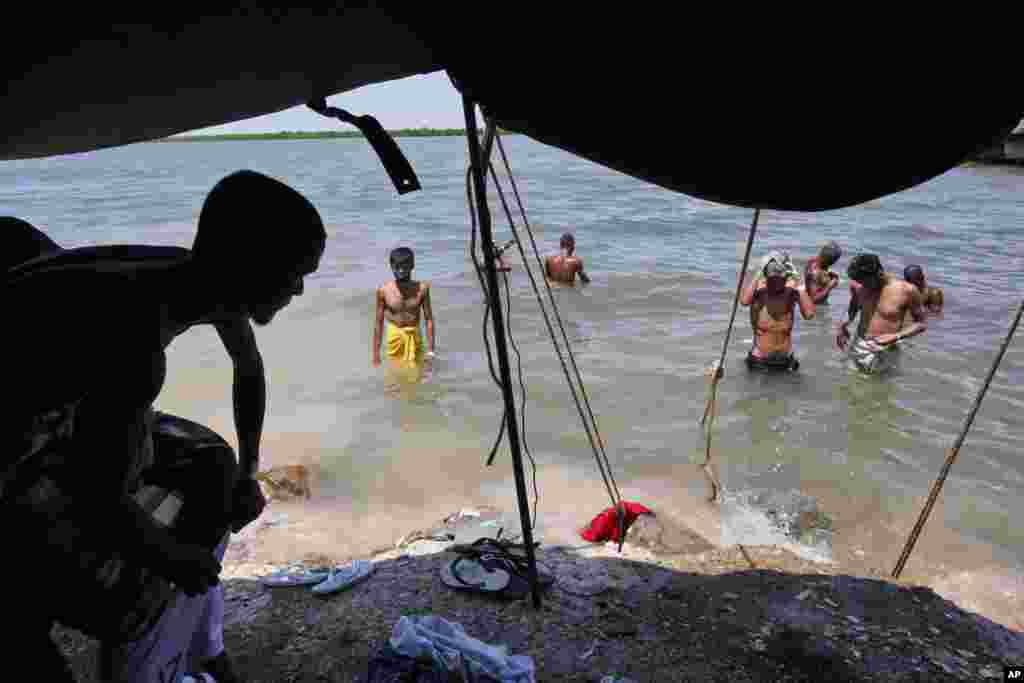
xmin=160 ymin=128 xmax=517 ymax=142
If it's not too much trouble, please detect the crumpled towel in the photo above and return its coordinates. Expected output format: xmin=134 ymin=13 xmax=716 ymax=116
xmin=390 ymin=615 xmax=535 ymax=683
xmin=580 ymin=502 xmax=653 ymax=543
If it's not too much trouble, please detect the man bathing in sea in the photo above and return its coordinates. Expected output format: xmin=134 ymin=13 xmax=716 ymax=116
xmin=904 ymin=264 xmax=944 ymax=313
xmin=740 ymin=252 xmax=816 ymax=371
xmin=545 ymin=232 xmax=590 ymax=285
xmin=373 ymin=247 xmax=436 ymax=368
xmin=837 ymin=253 xmax=927 ymax=374
xmin=804 ymin=241 xmax=842 ymax=304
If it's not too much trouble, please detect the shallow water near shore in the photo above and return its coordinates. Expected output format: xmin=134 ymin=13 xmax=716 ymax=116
xmin=4 ymin=136 xmax=1024 ymax=626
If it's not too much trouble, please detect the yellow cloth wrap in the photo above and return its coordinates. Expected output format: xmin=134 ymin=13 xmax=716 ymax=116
xmin=387 ymin=322 xmax=422 ymax=363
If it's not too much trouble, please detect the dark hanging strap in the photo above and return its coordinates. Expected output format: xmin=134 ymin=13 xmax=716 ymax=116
xmin=307 ymin=98 xmax=421 ymax=195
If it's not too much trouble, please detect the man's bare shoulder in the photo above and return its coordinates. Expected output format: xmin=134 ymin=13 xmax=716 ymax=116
xmin=895 ymin=279 xmax=918 ymax=297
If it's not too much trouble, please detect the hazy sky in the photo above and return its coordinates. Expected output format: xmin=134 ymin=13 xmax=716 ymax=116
xmin=187 ymin=72 xmax=464 ymax=134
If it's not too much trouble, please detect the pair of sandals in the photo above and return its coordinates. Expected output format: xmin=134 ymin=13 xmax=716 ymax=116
xmin=259 ymin=560 xmax=374 ymax=595
xmin=440 ymin=537 xmax=554 ymax=600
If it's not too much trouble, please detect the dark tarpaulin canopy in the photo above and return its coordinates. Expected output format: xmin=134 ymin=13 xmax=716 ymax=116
xmin=1 ymin=5 xmax=1021 ymax=212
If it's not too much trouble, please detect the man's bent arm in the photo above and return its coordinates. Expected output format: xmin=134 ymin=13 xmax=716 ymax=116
xmin=577 ymin=259 xmax=591 ymax=285
xmin=898 ymin=287 xmax=928 ymax=341
xmin=811 ymin=275 xmax=837 ymax=304
xmin=843 ymin=284 xmax=861 ymax=329
xmin=797 ymin=286 xmax=816 ymax=319
xmin=740 ymin=277 xmax=758 ymax=306
xmin=373 ymin=288 xmax=385 ymax=364
xmin=422 ymin=284 xmax=435 ymax=353
xmin=216 ymin=318 xmax=265 ymax=479
xmin=71 ymin=353 xmax=218 ymax=591
xmin=75 ymin=402 xmax=177 ymax=565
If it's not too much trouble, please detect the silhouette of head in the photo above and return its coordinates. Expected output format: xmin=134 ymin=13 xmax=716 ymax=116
xmin=848 ymin=253 xmax=883 ymax=290
xmin=389 ymin=247 xmax=414 ymax=282
xmin=904 ymin=264 xmax=925 ymax=289
xmin=2 ymin=217 xmax=61 ymax=271
xmin=191 ymin=170 xmax=326 ymax=325
xmin=819 ymin=241 xmax=842 ymax=268
xmin=762 ymin=258 xmax=788 ymax=292
xmin=560 ymin=233 xmax=575 ymax=252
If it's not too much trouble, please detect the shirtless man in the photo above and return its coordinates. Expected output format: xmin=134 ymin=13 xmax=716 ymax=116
xmin=740 ymin=256 xmax=816 ymax=371
xmin=545 ymin=232 xmax=590 ymax=285
xmin=804 ymin=241 xmax=842 ymax=304
xmin=904 ymin=264 xmax=944 ymax=313
xmin=4 ymin=171 xmax=326 ymax=682
xmin=836 ymin=254 xmax=927 ymax=374
xmin=373 ymin=247 xmax=435 ymax=367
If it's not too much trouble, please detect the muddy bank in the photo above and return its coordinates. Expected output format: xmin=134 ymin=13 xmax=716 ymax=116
xmin=57 ymin=540 xmax=1023 ymax=682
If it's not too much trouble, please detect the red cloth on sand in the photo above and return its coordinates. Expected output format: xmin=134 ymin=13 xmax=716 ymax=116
xmin=579 ymin=502 xmax=653 ymax=542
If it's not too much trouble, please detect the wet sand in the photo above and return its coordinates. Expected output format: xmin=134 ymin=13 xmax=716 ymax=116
xmin=222 ymin=455 xmax=1024 ymax=633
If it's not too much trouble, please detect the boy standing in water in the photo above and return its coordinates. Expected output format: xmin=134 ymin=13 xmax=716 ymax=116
xmin=545 ymin=232 xmax=590 ymax=285
xmin=837 ymin=253 xmax=927 ymax=374
xmin=741 ymin=254 xmax=816 ymax=371
xmin=804 ymin=241 xmax=842 ymax=304
xmin=373 ymin=247 xmax=435 ymax=368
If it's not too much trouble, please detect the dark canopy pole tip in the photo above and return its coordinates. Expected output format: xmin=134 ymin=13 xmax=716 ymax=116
xmin=462 ymin=93 xmax=542 ymax=609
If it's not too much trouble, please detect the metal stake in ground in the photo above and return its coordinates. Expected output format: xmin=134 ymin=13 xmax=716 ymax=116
xmin=462 ymin=94 xmax=542 ymax=608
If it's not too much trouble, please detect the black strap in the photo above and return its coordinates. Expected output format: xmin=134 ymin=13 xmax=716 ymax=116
xmin=307 ymin=98 xmax=421 ymax=195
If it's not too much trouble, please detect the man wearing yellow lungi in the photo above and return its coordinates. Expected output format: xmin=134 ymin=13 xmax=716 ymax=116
xmin=373 ymin=247 xmax=435 ymax=373
xmin=387 ymin=320 xmax=424 ymax=363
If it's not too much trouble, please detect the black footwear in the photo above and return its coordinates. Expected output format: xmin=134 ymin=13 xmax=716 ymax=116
xmin=449 ymin=537 xmax=554 ymax=588
xmin=203 ymin=651 xmax=244 ymax=683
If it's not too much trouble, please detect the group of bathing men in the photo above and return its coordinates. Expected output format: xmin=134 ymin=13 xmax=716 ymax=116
xmin=372 ymin=231 xmax=588 ymax=367
xmin=374 ymin=230 xmax=944 ymax=378
xmin=743 ymin=241 xmax=944 ymax=374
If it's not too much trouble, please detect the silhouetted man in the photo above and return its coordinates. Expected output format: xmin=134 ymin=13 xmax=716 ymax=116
xmin=3 ymin=170 xmax=326 ymax=682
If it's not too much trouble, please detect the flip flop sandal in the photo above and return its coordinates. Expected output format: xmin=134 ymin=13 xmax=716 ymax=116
xmin=440 ymin=555 xmax=530 ymax=600
xmin=311 ymin=559 xmax=374 ymax=595
xmin=259 ymin=565 xmax=334 ymax=587
xmin=449 ymin=536 xmax=538 ymax=557
xmin=451 ymin=539 xmax=555 ymax=588
xmin=477 ymin=551 xmax=556 ymax=589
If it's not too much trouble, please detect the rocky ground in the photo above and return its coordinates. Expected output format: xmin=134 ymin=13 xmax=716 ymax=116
xmin=57 ymin=536 xmax=1024 ymax=682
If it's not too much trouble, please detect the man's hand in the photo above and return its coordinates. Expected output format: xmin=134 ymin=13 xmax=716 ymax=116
xmin=155 ymin=540 xmax=222 ymax=597
xmin=836 ymin=322 xmax=851 ymax=351
xmin=230 ymin=476 xmax=266 ymax=533
xmin=872 ymin=332 xmax=901 ymax=347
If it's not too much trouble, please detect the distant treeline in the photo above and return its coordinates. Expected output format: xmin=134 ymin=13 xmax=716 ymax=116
xmin=160 ymin=128 xmax=517 ymax=142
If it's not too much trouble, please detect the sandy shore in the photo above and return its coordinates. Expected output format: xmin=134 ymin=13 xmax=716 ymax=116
xmin=57 ymin=541 xmax=1023 ymax=682
xmin=55 ymin=486 xmax=1024 ymax=682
